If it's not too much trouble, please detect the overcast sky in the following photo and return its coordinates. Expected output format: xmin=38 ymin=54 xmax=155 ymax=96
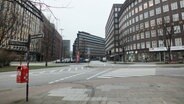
xmin=41 ymin=0 xmax=124 ymax=50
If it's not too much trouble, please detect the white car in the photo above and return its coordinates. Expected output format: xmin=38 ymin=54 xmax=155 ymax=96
xmin=55 ymin=59 xmax=61 ymax=63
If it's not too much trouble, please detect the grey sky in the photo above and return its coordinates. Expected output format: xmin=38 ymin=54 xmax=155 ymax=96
xmin=41 ymin=0 xmax=124 ymax=50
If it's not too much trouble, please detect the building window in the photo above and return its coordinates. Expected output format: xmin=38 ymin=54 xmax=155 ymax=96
xmin=145 ymin=31 xmax=150 ymax=38
xmin=115 ymin=8 xmax=118 ymax=11
xmin=132 ymin=18 xmax=135 ymax=24
xmin=163 ymin=5 xmax=169 ymax=12
xmin=136 ymin=16 xmax=139 ymax=22
xmin=159 ymin=40 xmax=164 ymax=47
xmin=164 ymin=16 xmax=170 ymax=23
xmin=137 ymin=33 xmax=140 ymax=40
xmin=157 ymin=18 xmax=162 ymax=25
xmin=137 ymin=43 xmax=140 ymax=49
xmin=174 ymin=25 xmax=181 ymax=34
xmin=144 ymin=2 xmax=148 ymax=9
xmin=133 ymin=35 xmax=136 ymax=40
xmin=139 ymin=14 xmax=143 ymax=20
xmin=145 ymin=21 xmax=149 ymax=28
xmin=146 ymin=41 xmax=151 ymax=48
xmin=150 ymin=19 xmax=155 ymax=27
xmin=173 ymin=14 xmax=179 ymax=22
xmin=149 ymin=9 xmax=155 ymax=17
xmin=155 ymin=0 xmax=160 ymax=5
xmin=156 ymin=7 xmax=161 ymax=15
xmin=136 ymin=24 xmax=139 ymax=31
xmin=152 ymin=41 xmax=157 ymax=48
xmin=115 ymin=24 xmax=119 ymax=29
xmin=139 ymin=5 xmax=142 ymax=11
xmin=133 ymin=44 xmax=136 ymax=49
xmin=149 ymin=0 xmax=153 ymax=7
xmin=141 ymin=42 xmax=145 ymax=49
xmin=140 ymin=23 xmax=144 ymax=29
xmin=171 ymin=2 xmax=178 ymax=10
xmin=139 ymin=0 xmax=142 ymax=3
xmin=151 ymin=30 xmax=156 ymax=37
xmin=135 ymin=7 xmax=138 ymax=13
xmin=115 ymin=13 xmax=118 ymax=17
xmin=144 ymin=11 xmax=149 ymax=18
xmin=141 ymin=32 xmax=144 ymax=39
xmin=158 ymin=29 xmax=163 ymax=36
xmin=132 ymin=10 xmax=135 ymax=16
xmin=180 ymin=0 xmax=184 ymax=8
xmin=175 ymin=38 xmax=182 ymax=46
xmin=135 ymin=0 xmax=138 ymax=5
xmin=129 ymin=12 xmax=131 ymax=17
xmin=182 ymin=12 xmax=184 ymax=20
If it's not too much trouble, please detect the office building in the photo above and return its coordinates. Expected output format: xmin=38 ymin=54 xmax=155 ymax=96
xmin=105 ymin=4 xmax=122 ymax=61
xmin=63 ymin=40 xmax=70 ymax=58
xmin=105 ymin=0 xmax=184 ymax=62
xmin=73 ymin=31 xmax=105 ymax=60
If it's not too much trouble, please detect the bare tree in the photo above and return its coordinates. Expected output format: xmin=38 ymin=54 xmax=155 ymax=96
xmin=0 ymin=0 xmax=17 ymax=46
xmin=162 ymin=21 xmax=175 ymax=63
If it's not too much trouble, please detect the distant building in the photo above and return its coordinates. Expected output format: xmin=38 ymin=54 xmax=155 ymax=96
xmin=73 ymin=31 xmax=105 ymax=60
xmin=105 ymin=4 xmax=122 ymax=61
xmin=63 ymin=40 xmax=70 ymax=58
xmin=40 ymin=16 xmax=62 ymax=61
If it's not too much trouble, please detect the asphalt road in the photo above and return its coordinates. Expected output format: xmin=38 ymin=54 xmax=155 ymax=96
xmin=0 ymin=61 xmax=184 ymax=91
xmin=1 ymin=61 xmax=184 ymax=104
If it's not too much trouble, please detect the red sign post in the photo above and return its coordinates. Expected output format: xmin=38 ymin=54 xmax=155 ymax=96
xmin=16 ymin=65 xmax=29 ymax=83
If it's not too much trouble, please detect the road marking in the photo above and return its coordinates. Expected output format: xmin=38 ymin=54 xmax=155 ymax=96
xmin=50 ymin=70 xmax=57 ymax=73
xmin=10 ymin=74 xmax=16 ymax=77
xmin=75 ymin=67 xmax=78 ymax=71
xmin=59 ymin=69 xmax=65 ymax=72
xmin=49 ymin=71 xmax=88 ymax=84
xmin=68 ymin=68 xmax=71 ymax=71
xmin=86 ymin=69 xmax=111 ymax=80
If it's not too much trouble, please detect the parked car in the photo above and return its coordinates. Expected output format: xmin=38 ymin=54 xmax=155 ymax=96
xmin=55 ymin=59 xmax=61 ymax=63
xmin=84 ymin=58 xmax=90 ymax=62
xmin=101 ymin=57 xmax=107 ymax=62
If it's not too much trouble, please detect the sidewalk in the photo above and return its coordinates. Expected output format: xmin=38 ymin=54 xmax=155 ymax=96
xmin=108 ymin=61 xmax=184 ymax=67
xmin=2 ymin=75 xmax=184 ymax=104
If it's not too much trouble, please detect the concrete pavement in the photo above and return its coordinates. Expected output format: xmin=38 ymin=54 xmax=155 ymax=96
xmin=1 ymin=75 xmax=183 ymax=104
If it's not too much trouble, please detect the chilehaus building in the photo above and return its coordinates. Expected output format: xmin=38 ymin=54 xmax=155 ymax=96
xmin=106 ymin=0 xmax=184 ymax=62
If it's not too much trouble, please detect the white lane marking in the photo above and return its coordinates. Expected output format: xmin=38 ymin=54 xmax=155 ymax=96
xmin=10 ymin=74 xmax=16 ymax=77
xmin=68 ymin=68 xmax=71 ymax=71
xmin=81 ymin=67 xmax=84 ymax=70
xmin=50 ymin=70 xmax=57 ymax=73
xmin=75 ymin=67 xmax=78 ymax=71
xmin=86 ymin=69 xmax=111 ymax=80
xmin=59 ymin=69 xmax=65 ymax=72
xmin=49 ymin=71 xmax=88 ymax=84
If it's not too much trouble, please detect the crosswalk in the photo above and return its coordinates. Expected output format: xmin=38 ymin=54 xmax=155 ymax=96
xmin=10 ymin=66 xmax=91 ymax=77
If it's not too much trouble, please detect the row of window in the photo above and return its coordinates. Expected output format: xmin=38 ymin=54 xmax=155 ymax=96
xmin=121 ymin=7 xmax=184 ymax=32
xmin=120 ymin=0 xmax=184 ymax=29
xmin=122 ymin=38 xmax=182 ymax=51
xmin=121 ymin=24 xmax=184 ymax=43
xmin=121 ymin=14 xmax=184 ymax=37
xmin=122 ymin=0 xmax=183 ymax=19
